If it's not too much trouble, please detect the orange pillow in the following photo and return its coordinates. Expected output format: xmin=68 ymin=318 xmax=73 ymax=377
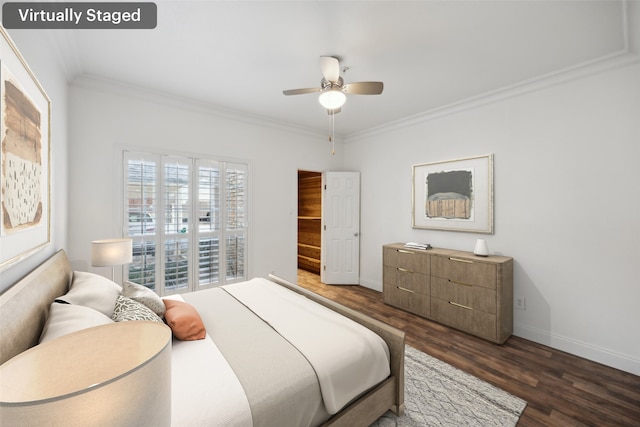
xmin=163 ymin=299 xmax=206 ymax=340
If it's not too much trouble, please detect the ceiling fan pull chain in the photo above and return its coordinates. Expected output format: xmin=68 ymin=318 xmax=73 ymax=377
xmin=330 ymin=112 xmax=336 ymax=155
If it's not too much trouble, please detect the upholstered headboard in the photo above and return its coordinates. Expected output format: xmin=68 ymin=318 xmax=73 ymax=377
xmin=0 ymin=250 xmax=72 ymax=364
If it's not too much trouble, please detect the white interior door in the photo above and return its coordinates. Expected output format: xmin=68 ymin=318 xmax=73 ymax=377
xmin=321 ymin=171 xmax=360 ymax=285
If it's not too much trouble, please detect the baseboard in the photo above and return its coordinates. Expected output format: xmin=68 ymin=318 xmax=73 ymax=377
xmin=514 ymin=323 xmax=639 ymax=376
xmin=359 ymin=278 xmax=382 ymax=292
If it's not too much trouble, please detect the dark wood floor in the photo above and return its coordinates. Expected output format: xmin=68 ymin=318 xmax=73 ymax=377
xmin=296 ymin=270 xmax=640 ymax=427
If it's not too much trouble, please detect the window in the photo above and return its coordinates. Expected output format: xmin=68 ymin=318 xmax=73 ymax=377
xmin=123 ymin=150 xmax=248 ymax=295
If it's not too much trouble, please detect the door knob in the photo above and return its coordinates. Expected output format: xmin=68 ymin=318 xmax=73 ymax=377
xmin=354 ymin=232 xmax=359 ymax=237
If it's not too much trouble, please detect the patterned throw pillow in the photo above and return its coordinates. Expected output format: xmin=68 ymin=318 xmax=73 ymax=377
xmin=122 ymin=281 xmax=166 ymax=316
xmin=112 ymin=295 xmax=164 ymax=323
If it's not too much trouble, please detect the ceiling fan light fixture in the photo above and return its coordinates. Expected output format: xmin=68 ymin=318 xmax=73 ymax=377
xmin=318 ymin=89 xmax=346 ymax=110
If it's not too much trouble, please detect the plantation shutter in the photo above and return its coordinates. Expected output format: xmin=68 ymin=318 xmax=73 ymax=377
xmin=161 ymin=157 xmax=191 ymax=294
xmin=224 ymin=162 xmax=248 ymax=282
xmin=123 ymin=150 xmax=248 ymax=295
xmin=196 ymin=159 xmax=221 ymax=287
xmin=124 ymin=152 xmax=159 ymax=291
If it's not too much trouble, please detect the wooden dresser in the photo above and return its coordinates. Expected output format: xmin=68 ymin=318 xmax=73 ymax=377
xmin=383 ymin=243 xmax=513 ymax=344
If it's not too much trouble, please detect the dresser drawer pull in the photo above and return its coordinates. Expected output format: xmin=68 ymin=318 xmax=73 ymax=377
xmin=448 ymin=279 xmax=473 ymax=287
xmin=397 ymin=267 xmax=414 ymax=273
xmin=397 ymin=286 xmax=415 ymax=294
xmin=397 ymin=249 xmax=414 ymax=254
xmin=449 ymin=301 xmax=473 ymax=310
xmin=449 ymin=257 xmax=473 ymax=264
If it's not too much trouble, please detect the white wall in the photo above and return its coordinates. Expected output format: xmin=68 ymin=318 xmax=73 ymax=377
xmin=343 ymin=59 xmax=640 ymax=375
xmin=67 ymin=77 xmax=341 ymax=284
xmin=0 ymin=29 xmax=69 ymax=293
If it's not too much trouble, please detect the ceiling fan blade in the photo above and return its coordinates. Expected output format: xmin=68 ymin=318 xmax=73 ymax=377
xmin=343 ymin=81 xmax=384 ymax=95
xmin=320 ymin=56 xmax=340 ymax=83
xmin=283 ymin=87 xmax=321 ymax=96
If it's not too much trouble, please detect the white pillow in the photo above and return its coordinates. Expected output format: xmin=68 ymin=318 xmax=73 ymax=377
xmin=39 ymin=302 xmax=114 ymax=344
xmin=57 ymin=271 xmax=122 ymax=318
xmin=123 ymin=281 xmax=165 ymax=316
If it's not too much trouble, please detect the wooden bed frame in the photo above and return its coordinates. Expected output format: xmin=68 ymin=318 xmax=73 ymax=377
xmin=0 ymin=250 xmax=405 ymax=426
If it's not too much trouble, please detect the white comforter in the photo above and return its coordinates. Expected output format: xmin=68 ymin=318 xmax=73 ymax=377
xmin=169 ymin=278 xmax=391 ymax=426
xmin=224 ymin=278 xmax=391 ymax=414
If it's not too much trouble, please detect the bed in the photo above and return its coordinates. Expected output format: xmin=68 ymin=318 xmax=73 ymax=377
xmin=0 ymin=250 xmax=405 ymax=426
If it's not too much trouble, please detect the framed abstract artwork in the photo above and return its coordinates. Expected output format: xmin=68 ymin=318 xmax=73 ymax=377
xmin=0 ymin=27 xmax=51 ymax=270
xmin=412 ymin=154 xmax=493 ymax=234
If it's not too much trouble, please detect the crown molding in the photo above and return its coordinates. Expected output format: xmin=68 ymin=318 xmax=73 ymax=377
xmin=345 ymin=50 xmax=640 ymax=143
xmin=70 ymin=74 xmax=328 ymax=140
xmin=44 ymin=29 xmax=83 ymax=82
xmin=346 ymin=0 xmax=639 ymax=143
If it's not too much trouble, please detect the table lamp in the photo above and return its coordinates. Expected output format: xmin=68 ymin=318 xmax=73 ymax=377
xmin=0 ymin=321 xmax=171 ymax=426
xmin=91 ymin=238 xmax=133 ymax=281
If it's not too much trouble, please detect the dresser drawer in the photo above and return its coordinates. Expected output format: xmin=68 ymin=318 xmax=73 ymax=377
xmin=383 ymin=265 xmax=430 ymax=295
xmin=383 ymin=283 xmax=430 ymax=317
xmin=383 ymin=246 xmax=430 ymax=274
xmin=431 ymin=297 xmax=497 ymax=342
xmin=431 ymin=255 xmax=496 ymax=289
xmin=431 ymin=277 xmax=496 ymax=314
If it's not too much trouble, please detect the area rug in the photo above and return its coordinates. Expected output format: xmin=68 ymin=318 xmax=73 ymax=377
xmin=370 ymin=346 xmax=527 ymax=427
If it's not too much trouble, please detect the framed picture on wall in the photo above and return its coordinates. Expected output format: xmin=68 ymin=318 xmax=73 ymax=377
xmin=412 ymin=154 xmax=493 ymax=234
xmin=0 ymin=26 xmax=51 ymax=270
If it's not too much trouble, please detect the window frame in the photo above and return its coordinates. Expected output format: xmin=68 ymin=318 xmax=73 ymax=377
xmin=122 ymin=149 xmax=249 ymax=296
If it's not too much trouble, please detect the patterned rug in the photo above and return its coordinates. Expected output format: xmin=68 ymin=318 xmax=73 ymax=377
xmin=371 ymin=346 xmax=527 ymax=427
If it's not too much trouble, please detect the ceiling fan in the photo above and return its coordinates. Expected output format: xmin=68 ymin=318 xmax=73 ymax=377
xmin=283 ymin=56 xmax=384 ymax=114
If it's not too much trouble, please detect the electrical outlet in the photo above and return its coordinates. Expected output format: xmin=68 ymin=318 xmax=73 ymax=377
xmin=515 ymin=296 xmax=526 ymax=310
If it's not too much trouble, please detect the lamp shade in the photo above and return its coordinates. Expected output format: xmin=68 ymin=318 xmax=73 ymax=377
xmin=0 ymin=322 xmax=172 ymax=426
xmin=91 ymin=238 xmax=133 ymax=267
xmin=318 ymin=89 xmax=346 ymax=109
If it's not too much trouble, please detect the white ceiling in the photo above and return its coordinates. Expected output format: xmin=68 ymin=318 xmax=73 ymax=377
xmin=45 ymin=0 xmax=632 ymax=136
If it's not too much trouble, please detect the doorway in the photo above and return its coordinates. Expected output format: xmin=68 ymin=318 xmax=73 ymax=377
xmin=297 ymin=170 xmax=361 ymax=285
xmin=297 ymin=170 xmax=322 ymax=277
